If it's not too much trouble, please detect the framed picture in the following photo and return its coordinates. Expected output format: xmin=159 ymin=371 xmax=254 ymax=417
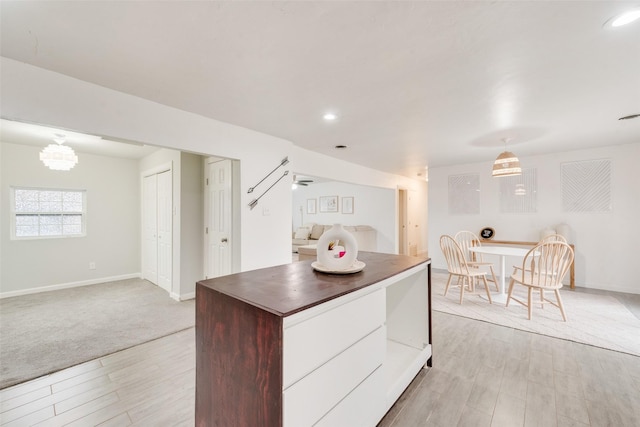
xmin=319 ymin=195 xmax=338 ymax=213
xmin=480 ymin=227 xmax=495 ymax=240
xmin=307 ymin=199 xmax=317 ymax=214
xmin=342 ymin=197 xmax=354 ymax=214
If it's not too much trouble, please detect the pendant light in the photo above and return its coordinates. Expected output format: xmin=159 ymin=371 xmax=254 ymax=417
xmin=492 ymin=138 xmax=521 ymax=177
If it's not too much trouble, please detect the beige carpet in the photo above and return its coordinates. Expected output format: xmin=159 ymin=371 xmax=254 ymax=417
xmin=0 ymin=279 xmax=195 ymax=389
xmin=431 ymin=270 xmax=640 ymax=357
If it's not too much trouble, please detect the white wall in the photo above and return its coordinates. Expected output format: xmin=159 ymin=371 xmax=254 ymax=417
xmin=179 ymin=152 xmax=204 ymax=299
xmin=0 ymin=142 xmax=206 ymax=299
xmin=292 ymin=181 xmax=396 ymax=253
xmin=1 ymin=57 xmax=293 ymax=273
xmin=0 ymin=142 xmax=140 ymax=294
xmin=291 ymin=146 xmax=429 ymax=255
xmin=428 ymin=142 xmax=640 ymax=294
xmin=1 ymin=58 xmax=428 ymax=282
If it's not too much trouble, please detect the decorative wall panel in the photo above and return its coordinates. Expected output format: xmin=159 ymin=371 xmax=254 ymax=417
xmin=448 ymin=174 xmax=479 ymax=215
xmin=499 ymin=168 xmax=537 ymax=213
xmin=562 ymin=159 xmax=612 ymax=213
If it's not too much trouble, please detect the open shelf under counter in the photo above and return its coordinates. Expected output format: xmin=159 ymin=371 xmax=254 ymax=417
xmin=385 ymin=340 xmax=432 ymax=406
xmin=196 ymin=251 xmax=432 ymax=427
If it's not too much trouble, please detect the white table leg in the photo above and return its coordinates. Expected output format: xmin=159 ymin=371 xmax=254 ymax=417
xmin=491 ymin=255 xmax=509 ymax=304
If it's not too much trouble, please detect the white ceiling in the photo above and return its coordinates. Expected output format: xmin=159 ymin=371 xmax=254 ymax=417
xmin=0 ymin=119 xmax=160 ymax=159
xmin=1 ymin=1 xmax=639 ymax=178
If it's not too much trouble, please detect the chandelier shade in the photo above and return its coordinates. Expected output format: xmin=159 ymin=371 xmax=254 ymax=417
xmin=492 ymin=151 xmax=521 ymax=177
xmin=40 ymin=143 xmax=79 ymax=171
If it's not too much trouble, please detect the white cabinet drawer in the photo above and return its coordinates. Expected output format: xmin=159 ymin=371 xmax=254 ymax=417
xmin=283 ymin=289 xmax=385 ymax=388
xmin=315 ymin=366 xmax=385 ymax=427
xmin=283 ymin=326 xmax=385 ymax=427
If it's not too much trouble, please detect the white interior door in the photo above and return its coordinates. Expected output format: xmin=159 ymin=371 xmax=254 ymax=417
xmin=143 ymin=175 xmax=158 ymax=284
xmin=206 ymin=159 xmax=232 ymax=278
xmin=156 ymin=170 xmax=172 ymax=292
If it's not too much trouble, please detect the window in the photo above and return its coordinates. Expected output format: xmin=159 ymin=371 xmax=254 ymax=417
xmin=11 ymin=187 xmax=86 ymax=239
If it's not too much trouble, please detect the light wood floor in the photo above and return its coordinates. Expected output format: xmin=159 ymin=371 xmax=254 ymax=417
xmin=2 ymin=311 xmax=639 ymax=426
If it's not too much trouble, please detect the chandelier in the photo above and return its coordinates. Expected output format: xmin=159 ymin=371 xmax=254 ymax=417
xmin=40 ymin=134 xmax=78 ymax=171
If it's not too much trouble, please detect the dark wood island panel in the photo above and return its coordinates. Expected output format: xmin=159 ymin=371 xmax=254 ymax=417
xmin=196 ymin=252 xmax=431 ymax=427
xmin=196 ymin=288 xmax=283 ymax=427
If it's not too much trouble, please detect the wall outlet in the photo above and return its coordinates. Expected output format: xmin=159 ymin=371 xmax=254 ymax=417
xmin=89 ymin=262 xmax=96 ymax=270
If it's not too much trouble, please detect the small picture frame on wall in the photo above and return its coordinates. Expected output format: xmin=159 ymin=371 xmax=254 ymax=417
xmin=342 ymin=197 xmax=354 ymax=214
xmin=307 ymin=199 xmax=317 ymax=214
xmin=319 ymin=196 xmax=338 ymax=213
xmin=480 ymin=227 xmax=495 ymax=240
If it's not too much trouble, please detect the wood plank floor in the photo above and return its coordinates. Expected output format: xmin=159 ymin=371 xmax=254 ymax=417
xmin=0 ymin=330 xmax=195 ymax=426
xmin=2 ymin=311 xmax=639 ymax=426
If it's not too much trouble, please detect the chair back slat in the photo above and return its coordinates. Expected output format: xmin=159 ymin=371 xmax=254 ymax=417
xmin=440 ymin=235 xmax=471 ymax=275
xmin=454 ymin=230 xmax=482 ymax=263
xmin=519 ymin=241 xmax=574 ymax=289
xmin=540 ymin=234 xmax=568 ymax=244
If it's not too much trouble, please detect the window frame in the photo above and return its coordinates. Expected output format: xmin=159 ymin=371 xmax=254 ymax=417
xmin=10 ymin=186 xmax=87 ymax=240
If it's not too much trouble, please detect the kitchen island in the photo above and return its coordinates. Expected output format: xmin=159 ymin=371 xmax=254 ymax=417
xmin=196 ymin=251 xmax=432 ymax=426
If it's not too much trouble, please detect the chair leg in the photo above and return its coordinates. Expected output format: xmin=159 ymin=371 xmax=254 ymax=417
xmin=506 ymin=278 xmax=516 ymax=307
xmin=466 ymin=271 xmax=476 ymax=292
xmin=444 ymin=274 xmax=453 ymax=296
xmin=555 ymin=289 xmax=567 ymax=321
xmin=488 ymin=265 xmax=499 ymax=292
xmin=482 ymin=275 xmax=492 ymax=304
xmin=527 ymin=287 xmax=533 ymax=320
xmin=459 ymin=277 xmax=466 ymax=305
xmin=540 ymin=289 xmax=545 ymax=309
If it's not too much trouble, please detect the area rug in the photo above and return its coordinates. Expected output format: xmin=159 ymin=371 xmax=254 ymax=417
xmin=0 ymin=279 xmax=195 ymax=389
xmin=431 ymin=270 xmax=640 ymax=357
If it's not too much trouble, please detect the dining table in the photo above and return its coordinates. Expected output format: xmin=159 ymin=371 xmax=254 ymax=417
xmin=469 ymin=245 xmax=531 ymax=304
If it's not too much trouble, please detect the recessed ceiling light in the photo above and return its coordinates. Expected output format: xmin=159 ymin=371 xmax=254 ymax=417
xmin=334 ymin=145 xmax=348 ymax=149
xmin=605 ymin=9 xmax=640 ymax=27
xmin=323 ymin=113 xmax=337 ymax=121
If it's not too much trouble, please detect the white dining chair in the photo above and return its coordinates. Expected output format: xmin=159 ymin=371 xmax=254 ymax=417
xmin=454 ymin=230 xmax=499 ymax=292
xmin=440 ymin=235 xmax=493 ymax=305
xmin=506 ymin=241 xmax=574 ymax=320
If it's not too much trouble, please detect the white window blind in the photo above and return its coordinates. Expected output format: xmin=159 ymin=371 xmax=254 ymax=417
xmin=11 ymin=187 xmax=86 ymax=239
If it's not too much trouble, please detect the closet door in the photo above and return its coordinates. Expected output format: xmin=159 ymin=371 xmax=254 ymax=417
xmin=143 ymin=174 xmax=158 ymax=285
xmin=142 ymin=169 xmax=172 ymax=293
xmin=156 ymin=170 xmax=172 ymax=293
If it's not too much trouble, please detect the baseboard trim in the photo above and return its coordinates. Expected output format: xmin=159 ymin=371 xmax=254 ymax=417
xmin=171 ymin=291 xmax=195 ymax=301
xmin=0 ymin=273 xmax=143 ymax=299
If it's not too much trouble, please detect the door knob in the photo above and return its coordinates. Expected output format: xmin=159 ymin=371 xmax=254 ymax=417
xmin=221 ymin=238 xmax=228 ymax=243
